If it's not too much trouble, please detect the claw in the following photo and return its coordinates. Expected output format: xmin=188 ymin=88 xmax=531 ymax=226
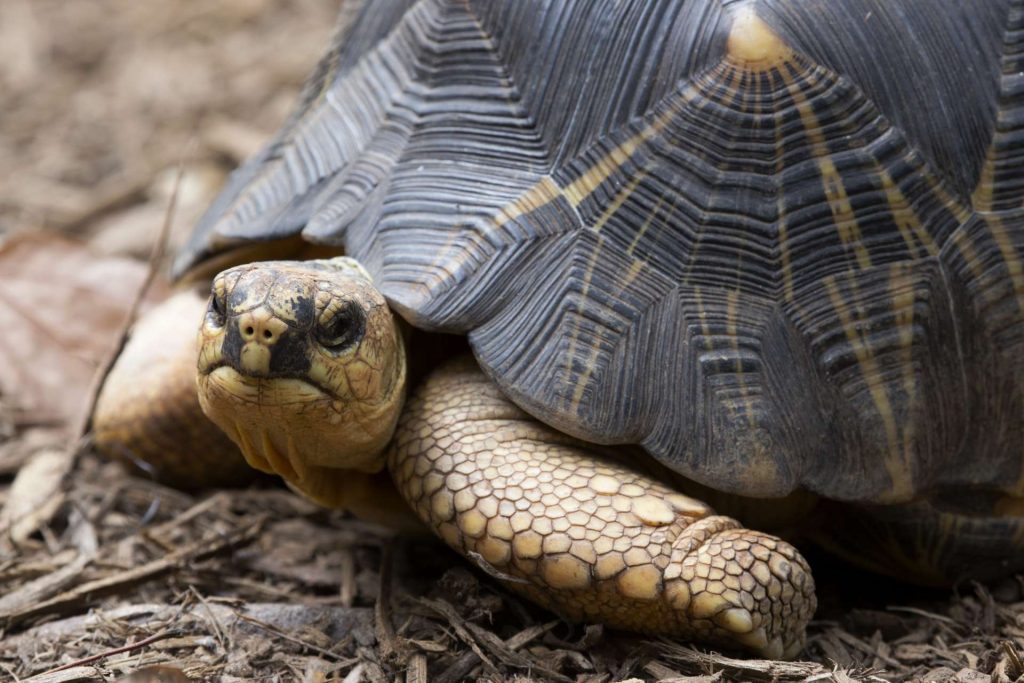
xmin=735 ymin=626 xmax=769 ymax=653
xmin=714 ymin=607 xmax=754 ymax=634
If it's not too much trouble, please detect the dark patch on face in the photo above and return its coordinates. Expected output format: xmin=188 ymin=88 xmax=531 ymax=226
xmin=210 ymin=268 xmax=367 ymax=379
xmin=217 ymin=315 xmax=243 ymax=371
xmin=279 ymin=282 xmax=317 ymax=334
xmin=217 ymin=316 xmax=316 ymax=378
xmin=268 ymin=325 xmax=315 ymax=376
xmin=214 ymin=273 xmax=315 ymax=379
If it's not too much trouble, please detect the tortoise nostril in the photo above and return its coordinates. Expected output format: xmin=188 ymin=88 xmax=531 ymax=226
xmin=245 ymin=326 xmax=254 ymax=336
xmin=263 ymin=329 xmax=273 ymax=340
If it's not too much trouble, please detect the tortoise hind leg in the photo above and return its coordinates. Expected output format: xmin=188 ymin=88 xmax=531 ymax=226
xmin=93 ymin=289 xmax=254 ymax=488
xmin=387 ymin=357 xmax=816 ymax=658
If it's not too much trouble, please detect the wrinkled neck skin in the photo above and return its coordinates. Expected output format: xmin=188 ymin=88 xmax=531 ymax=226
xmin=196 ymin=257 xmax=408 ymax=510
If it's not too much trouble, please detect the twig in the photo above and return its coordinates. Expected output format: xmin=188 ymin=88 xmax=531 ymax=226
xmin=34 ymin=629 xmax=179 ymax=676
xmin=464 ymin=620 xmax=569 ymax=681
xmin=374 ymin=542 xmax=402 ymax=661
xmin=643 ymin=660 xmax=688 ymax=680
xmin=143 ymin=492 xmax=230 ymax=545
xmin=188 ymin=585 xmax=229 ymax=652
xmin=466 ymin=551 xmax=529 ymax=585
xmin=233 ymin=611 xmax=352 ymax=662
xmin=0 ymin=662 xmax=22 ymax=682
xmin=658 ymin=640 xmax=840 ymax=682
xmin=1002 ymin=640 xmax=1023 ymax=679
xmin=0 ymin=517 xmax=263 ymax=629
xmin=418 ymin=597 xmax=497 ymax=679
xmin=73 ymin=159 xmax=183 ymax=449
xmin=828 ymin=628 xmax=902 ymax=668
xmin=405 ymin=653 xmax=427 ymax=683
xmin=0 ymin=553 xmax=92 ymax=614
xmin=433 ymin=620 xmax=560 ymax=683
xmin=885 ymin=606 xmax=958 ymax=625
xmin=339 ymin=547 xmax=356 ymax=607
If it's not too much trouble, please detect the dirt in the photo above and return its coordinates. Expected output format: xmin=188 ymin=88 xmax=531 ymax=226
xmin=2 ymin=1 xmax=1023 ymax=681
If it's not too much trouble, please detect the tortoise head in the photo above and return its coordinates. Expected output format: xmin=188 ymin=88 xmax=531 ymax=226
xmin=196 ymin=257 xmax=406 ymax=506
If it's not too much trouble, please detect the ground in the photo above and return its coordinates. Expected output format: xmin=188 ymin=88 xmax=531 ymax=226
xmin=1 ymin=1 xmax=1023 ymax=681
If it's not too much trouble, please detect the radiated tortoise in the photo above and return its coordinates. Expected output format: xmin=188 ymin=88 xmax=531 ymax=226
xmin=94 ymin=0 xmax=1024 ymax=658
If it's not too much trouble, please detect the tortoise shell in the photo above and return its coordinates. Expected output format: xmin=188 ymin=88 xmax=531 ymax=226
xmin=176 ymin=0 xmax=1024 ymax=505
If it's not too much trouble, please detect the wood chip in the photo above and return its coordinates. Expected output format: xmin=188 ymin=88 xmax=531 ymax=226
xmin=0 ymin=518 xmax=264 ymax=629
xmin=0 ymin=446 xmax=70 ymax=544
xmin=658 ymin=642 xmax=839 ymax=682
xmin=0 ymin=552 xmax=91 ymax=615
xmin=23 ymin=666 xmax=103 ymax=683
xmin=405 ymin=653 xmax=427 ymax=683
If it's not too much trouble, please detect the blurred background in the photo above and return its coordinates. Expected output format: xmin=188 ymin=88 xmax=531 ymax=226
xmin=0 ymin=0 xmax=339 ymax=255
xmin=0 ymin=0 xmax=341 ymax=428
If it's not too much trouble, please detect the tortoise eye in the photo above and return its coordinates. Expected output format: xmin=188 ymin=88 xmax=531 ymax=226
xmin=316 ymin=300 xmax=366 ymax=352
xmin=208 ymin=286 xmax=226 ymax=327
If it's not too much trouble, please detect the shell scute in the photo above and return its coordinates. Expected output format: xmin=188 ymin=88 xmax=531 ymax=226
xmin=178 ymin=0 xmax=1024 ymax=502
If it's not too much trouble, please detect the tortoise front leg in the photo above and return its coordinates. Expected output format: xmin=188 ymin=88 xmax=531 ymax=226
xmin=93 ymin=290 xmax=253 ymax=488
xmin=388 ymin=358 xmax=816 ymax=658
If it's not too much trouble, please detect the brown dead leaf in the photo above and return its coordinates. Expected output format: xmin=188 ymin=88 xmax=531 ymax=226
xmin=0 ymin=446 xmax=69 ymax=545
xmin=0 ymin=233 xmax=155 ymax=426
xmin=0 ymin=427 xmax=63 ymax=475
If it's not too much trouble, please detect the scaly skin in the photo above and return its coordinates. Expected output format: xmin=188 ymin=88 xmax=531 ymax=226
xmin=389 ymin=356 xmax=814 ymax=658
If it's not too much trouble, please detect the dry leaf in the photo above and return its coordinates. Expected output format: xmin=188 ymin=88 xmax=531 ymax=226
xmin=0 ymin=233 xmax=153 ymax=426
xmin=0 ymin=447 xmax=69 ymax=545
xmin=116 ymin=666 xmax=191 ymax=683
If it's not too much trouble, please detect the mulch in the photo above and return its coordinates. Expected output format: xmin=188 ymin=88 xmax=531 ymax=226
xmin=2 ymin=441 xmax=1024 ymax=682
xmin=2 ymin=1 xmax=1024 ymax=681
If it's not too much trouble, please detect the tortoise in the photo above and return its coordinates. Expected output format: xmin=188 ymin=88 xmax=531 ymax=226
xmin=93 ymin=0 xmax=1024 ymax=659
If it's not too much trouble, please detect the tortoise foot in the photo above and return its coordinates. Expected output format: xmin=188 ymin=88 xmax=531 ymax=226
xmin=388 ymin=358 xmax=816 ymax=657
